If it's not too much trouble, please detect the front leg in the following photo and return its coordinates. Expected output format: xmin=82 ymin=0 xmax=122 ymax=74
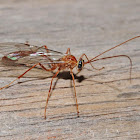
xmin=79 ymin=53 xmax=105 ymax=71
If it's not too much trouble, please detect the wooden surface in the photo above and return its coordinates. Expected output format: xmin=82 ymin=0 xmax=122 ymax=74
xmin=0 ymin=0 xmax=140 ymax=139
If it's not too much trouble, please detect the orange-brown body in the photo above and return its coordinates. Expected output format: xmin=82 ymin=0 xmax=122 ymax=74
xmin=59 ymin=55 xmax=77 ymax=70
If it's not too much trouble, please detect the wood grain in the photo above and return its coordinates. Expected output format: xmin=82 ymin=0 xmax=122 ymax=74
xmin=0 ymin=0 xmax=140 ymax=139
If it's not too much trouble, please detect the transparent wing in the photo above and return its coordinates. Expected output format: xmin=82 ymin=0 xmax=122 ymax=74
xmin=0 ymin=42 xmax=65 ymax=78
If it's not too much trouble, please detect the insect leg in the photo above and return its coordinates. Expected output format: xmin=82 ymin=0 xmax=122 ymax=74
xmin=65 ymin=48 xmax=71 ymax=54
xmin=42 ymin=45 xmax=49 ymax=53
xmin=44 ymin=69 xmax=60 ymax=119
xmin=80 ymin=53 xmax=104 ymax=71
xmin=18 ymin=63 xmax=56 ymax=78
xmin=70 ymin=69 xmax=79 ymax=117
xmin=0 ymin=77 xmax=19 ymax=90
xmin=0 ymin=63 xmax=56 ymax=90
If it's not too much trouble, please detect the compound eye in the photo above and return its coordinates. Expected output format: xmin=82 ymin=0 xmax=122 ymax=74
xmin=78 ymin=60 xmax=83 ymax=69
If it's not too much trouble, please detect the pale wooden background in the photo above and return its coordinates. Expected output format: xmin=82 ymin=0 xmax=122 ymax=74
xmin=0 ymin=0 xmax=140 ymax=139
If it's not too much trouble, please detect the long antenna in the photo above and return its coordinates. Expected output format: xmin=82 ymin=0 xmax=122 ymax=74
xmin=85 ymin=36 xmax=140 ymax=63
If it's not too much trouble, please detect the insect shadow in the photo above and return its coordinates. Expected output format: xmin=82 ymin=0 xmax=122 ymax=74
xmin=57 ymin=71 xmax=86 ymax=82
xmin=51 ymin=71 xmax=86 ymax=92
xmin=4 ymin=70 xmax=86 ymax=90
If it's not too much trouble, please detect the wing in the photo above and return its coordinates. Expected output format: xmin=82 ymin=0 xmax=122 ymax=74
xmin=0 ymin=42 xmax=65 ymax=78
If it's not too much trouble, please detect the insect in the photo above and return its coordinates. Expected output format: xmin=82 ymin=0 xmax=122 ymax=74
xmin=0 ymin=36 xmax=139 ymax=119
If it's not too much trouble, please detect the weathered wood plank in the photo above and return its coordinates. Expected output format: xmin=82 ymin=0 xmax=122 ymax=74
xmin=0 ymin=0 xmax=140 ymax=139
